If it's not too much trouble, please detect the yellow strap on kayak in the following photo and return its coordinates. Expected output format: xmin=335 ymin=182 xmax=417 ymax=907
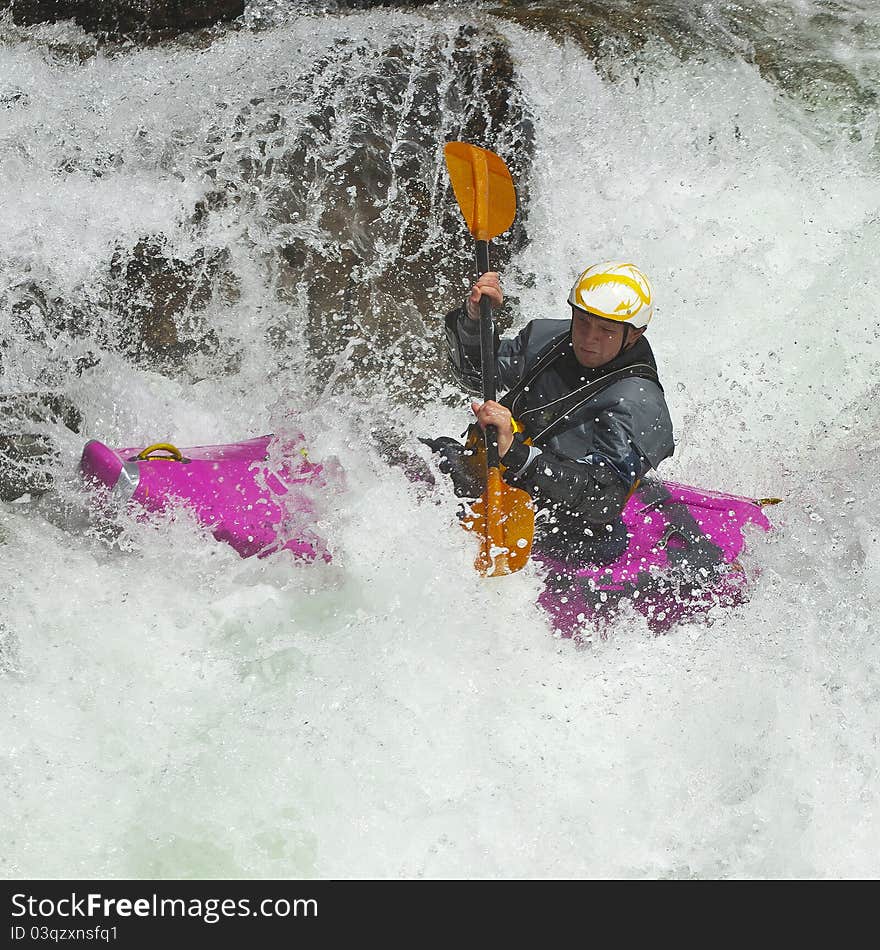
xmin=625 ymin=478 xmax=641 ymax=503
xmin=137 ymin=443 xmax=184 ymax=462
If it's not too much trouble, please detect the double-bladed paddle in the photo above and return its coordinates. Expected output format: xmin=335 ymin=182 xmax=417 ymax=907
xmin=443 ymin=142 xmax=535 ymax=577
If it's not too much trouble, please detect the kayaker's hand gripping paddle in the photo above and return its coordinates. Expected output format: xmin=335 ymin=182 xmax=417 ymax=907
xmin=443 ymin=142 xmax=535 ymax=577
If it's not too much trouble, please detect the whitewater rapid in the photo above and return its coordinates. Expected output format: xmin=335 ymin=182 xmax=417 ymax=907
xmin=2 ymin=3 xmax=879 ymax=878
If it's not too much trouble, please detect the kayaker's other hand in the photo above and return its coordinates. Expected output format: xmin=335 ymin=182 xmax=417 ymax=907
xmin=466 ymin=272 xmax=503 ymax=321
xmin=471 ymin=400 xmax=514 ymax=457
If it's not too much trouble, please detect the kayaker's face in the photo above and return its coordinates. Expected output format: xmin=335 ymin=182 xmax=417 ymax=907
xmin=571 ymin=308 xmax=637 ymax=367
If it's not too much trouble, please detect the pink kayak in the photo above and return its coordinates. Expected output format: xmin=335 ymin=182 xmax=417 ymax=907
xmin=79 ymin=434 xmax=328 ymax=561
xmin=535 ymin=479 xmax=778 ymax=635
xmin=79 ymin=434 xmax=775 ymax=632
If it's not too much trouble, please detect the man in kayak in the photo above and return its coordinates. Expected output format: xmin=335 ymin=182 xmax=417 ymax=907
xmin=427 ymin=260 xmax=674 ymax=563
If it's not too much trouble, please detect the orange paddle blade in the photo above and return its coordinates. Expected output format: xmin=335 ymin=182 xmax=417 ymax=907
xmin=444 ymin=142 xmax=516 ymax=242
xmin=462 ymin=468 xmax=535 ymax=576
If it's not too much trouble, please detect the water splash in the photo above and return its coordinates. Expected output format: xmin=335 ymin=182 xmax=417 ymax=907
xmin=2 ymin=2 xmax=880 ymax=878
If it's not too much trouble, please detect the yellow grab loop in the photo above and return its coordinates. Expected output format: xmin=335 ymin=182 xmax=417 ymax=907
xmin=443 ymin=142 xmax=516 ymax=243
xmin=137 ymin=443 xmax=184 ymax=462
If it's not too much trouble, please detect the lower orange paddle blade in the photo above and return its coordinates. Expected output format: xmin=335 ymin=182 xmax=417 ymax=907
xmin=462 ymin=468 xmax=535 ymax=577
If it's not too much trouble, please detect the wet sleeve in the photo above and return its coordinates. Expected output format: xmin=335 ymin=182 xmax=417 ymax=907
xmin=445 ymin=305 xmax=532 ymax=394
xmin=502 ymin=436 xmax=630 ymax=525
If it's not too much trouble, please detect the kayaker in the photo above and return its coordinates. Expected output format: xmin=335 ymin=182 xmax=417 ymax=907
xmin=426 ymin=261 xmax=675 ymax=563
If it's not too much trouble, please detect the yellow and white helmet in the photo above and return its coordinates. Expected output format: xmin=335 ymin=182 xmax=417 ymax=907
xmin=567 ymin=261 xmax=654 ymax=329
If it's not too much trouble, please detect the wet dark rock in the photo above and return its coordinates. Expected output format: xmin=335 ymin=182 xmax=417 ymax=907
xmin=491 ymin=1 xmax=878 ymax=127
xmin=490 ymin=0 xmax=694 ymax=64
xmin=490 ymin=0 xmax=773 ymax=61
xmin=0 ymin=434 xmax=55 ymax=501
xmin=0 ymin=281 xmax=100 ymax=384
xmin=0 ymin=242 xmax=240 ymax=387
xmin=0 ymin=392 xmax=82 ymax=434
xmin=1 ymin=14 xmax=534 ymax=403
xmin=328 ymin=2 xmax=437 ymax=8
xmin=0 ymin=392 xmax=81 ymax=501
xmin=107 ymin=237 xmax=240 ymax=373
xmin=225 ymin=25 xmax=535 ymax=403
xmin=0 ymin=88 xmax=27 ymax=108
xmin=2 ymin=0 xmax=244 ymax=35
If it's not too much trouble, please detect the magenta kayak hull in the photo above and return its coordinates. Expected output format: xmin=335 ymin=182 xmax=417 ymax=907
xmin=80 ymin=434 xmax=327 ymax=561
xmin=80 ymin=434 xmax=774 ymax=632
xmin=535 ymin=479 xmax=775 ymax=635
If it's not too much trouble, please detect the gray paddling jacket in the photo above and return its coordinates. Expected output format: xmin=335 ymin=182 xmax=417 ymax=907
xmin=445 ymin=307 xmax=675 ymax=551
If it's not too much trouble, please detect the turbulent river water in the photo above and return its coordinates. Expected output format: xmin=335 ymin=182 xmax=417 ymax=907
xmin=2 ymin=0 xmax=879 ymax=878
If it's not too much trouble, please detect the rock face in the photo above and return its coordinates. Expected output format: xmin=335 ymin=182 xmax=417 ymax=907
xmin=1 ymin=12 xmax=534 ymax=405
xmin=106 ymin=238 xmax=240 ymax=371
xmin=220 ymin=25 xmax=534 ymax=402
xmin=326 ymin=1 xmax=438 ymax=8
xmin=2 ymin=0 xmax=244 ymax=34
xmin=492 ymin=0 xmax=878 ymax=126
xmin=0 ymin=393 xmax=82 ymax=501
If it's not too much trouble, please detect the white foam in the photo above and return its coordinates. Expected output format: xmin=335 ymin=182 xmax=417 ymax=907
xmin=2 ymin=5 xmax=879 ymax=879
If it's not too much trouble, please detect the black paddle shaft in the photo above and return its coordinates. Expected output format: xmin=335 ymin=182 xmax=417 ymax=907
xmin=475 ymin=239 xmax=500 ymax=470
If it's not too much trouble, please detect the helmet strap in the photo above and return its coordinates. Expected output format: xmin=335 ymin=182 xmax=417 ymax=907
xmin=616 ymin=325 xmax=630 ymax=360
